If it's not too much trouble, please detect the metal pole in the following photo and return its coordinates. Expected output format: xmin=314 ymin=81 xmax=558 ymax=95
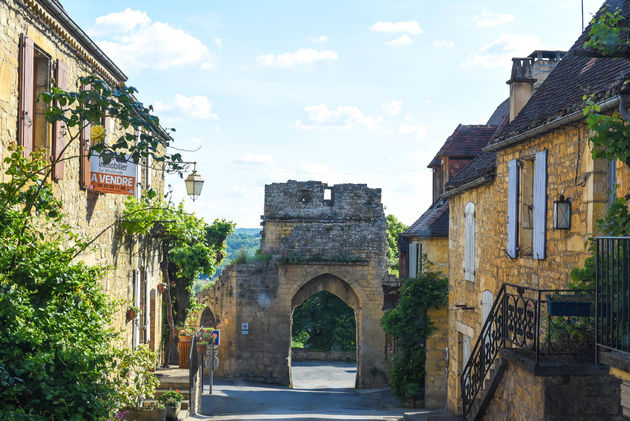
xmin=581 ymin=0 xmax=584 ymax=32
xmin=209 ymin=343 xmax=214 ymax=395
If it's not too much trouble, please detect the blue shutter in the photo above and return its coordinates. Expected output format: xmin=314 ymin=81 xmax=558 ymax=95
xmin=533 ymin=150 xmax=547 ymax=260
xmin=507 ymin=159 xmax=519 ymax=258
xmin=408 ymin=243 xmax=417 ymax=278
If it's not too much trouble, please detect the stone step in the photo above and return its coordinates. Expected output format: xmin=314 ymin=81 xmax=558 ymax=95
xmin=155 ymin=388 xmax=190 ymax=400
xmin=158 ymin=380 xmax=190 ymax=390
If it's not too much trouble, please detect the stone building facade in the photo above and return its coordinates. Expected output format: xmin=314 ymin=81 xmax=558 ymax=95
xmin=442 ymin=16 xmax=630 ymax=416
xmin=0 ymin=0 xmax=166 ymax=350
xmin=197 ymin=180 xmax=391 ymax=388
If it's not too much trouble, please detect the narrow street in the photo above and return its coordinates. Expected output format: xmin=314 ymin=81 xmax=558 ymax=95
xmin=191 ymin=361 xmax=423 ymax=420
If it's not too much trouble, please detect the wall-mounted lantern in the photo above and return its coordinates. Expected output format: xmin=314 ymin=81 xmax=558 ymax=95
xmin=553 ymin=195 xmax=571 ymax=229
xmin=184 ymin=162 xmax=204 ymax=201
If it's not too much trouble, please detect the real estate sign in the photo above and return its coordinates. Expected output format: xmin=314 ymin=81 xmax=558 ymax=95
xmin=89 ymin=152 xmax=136 ymax=195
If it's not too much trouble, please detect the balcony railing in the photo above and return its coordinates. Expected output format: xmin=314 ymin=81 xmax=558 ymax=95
xmin=595 ymin=237 xmax=630 ymax=354
xmin=461 ymin=283 xmax=593 ymax=419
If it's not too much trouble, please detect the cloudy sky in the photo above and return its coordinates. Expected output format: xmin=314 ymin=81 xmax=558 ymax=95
xmin=62 ymin=0 xmax=603 ymax=228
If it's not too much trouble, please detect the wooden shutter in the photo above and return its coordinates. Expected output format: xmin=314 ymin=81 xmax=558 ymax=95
xmin=18 ymin=34 xmax=34 ymax=158
xmin=80 ymin=122 xmax=91 ymax=189
xmin=533 ymin=150 xmax=547 ymax=260
xmin=146 ymin=152 xmax=153 ymax=191
xmin=408 ymin=243 xmax=417 ymax=278
xmin=507 ymin=159 xmax=519 ymax=258
xmin=417 ymin=243 xmax=422 ymax=274
xmin=79 ymin=84 xmax=91 ymax=189
xmin=53 ymin=60 xmax=68 ymax=180
xmin=465 ymin=202 xmax=475 ymax=281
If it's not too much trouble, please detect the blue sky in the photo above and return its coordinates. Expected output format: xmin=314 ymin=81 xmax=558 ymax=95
xmin=61 ymin=0 xmax=603 ymax=228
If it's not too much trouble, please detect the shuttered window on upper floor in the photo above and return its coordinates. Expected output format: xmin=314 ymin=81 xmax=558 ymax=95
xmin=506 ymin=150 xmax=547 ymax=260
xmin=19 ymin=34 xmax=54 ymax=161
xmin=465 ymin=202 xmax=475 ymax=282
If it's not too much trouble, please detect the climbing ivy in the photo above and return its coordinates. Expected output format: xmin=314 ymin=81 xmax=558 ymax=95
xmin=380 ymin=259 xmax=448 ymax=406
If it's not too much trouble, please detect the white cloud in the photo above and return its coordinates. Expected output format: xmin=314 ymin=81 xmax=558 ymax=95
xmin=154 ymin=94 xmax=219 ymax=120
xmin=433 ymin=40 xmax=455 ymax=48
xmin=233 ymin=153 xmax=274 ymax=165
xmin=381 ymin=100 xmax=403 ymax=116
xmin=295 ymin=103 xmax=382 ymax=131
xmin=200 ymin=62 xmax=215 ymax=70
xmin=215 ymin=38 xmax=223 ymax=49
xmin=370 ymin=20 xmax=423 ymax=35
xmin=462 ymin=33 xmax=542 ymax=69
xmin=225 ymin=184 xmax=254 ymax=197
xmin=399 ymin=123 xmax=427 ymax=138
xmin=308 ymin=35 xmax=329 ymax=43
xmin=91 ymin=9 xmax=212 ymax=73
xmin=257 ymin=48 xmax=338 ymax=67
xmin=385 ymin=35 xmax=413 ymax=46
xmin=473 ymin=9 xmax=515 ymax=28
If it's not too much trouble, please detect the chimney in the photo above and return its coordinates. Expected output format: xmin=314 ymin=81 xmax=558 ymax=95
xmin=507 ymin=58 xmax=536 ymax=122
xmin=507 ymin=50 xmax=566 ymax=122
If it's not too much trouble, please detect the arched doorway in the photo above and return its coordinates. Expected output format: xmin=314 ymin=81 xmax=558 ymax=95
xmin=289 ymin=273 xmax=361 ymax=388
xmin=199 ymin=307 xmax=216 ymax=327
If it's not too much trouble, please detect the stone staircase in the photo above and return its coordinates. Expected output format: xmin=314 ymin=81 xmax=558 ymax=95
xmin=465 ymin=358 xmax=507 ymax=421
xmin=147 ymin=367 xmax=191 ymax=419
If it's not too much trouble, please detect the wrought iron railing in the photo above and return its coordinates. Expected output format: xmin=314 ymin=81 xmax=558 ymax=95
xmin=461 ymin=283 xmax=591 ymax=419
xmin=596 ymin=237 xmax=630 ymax=354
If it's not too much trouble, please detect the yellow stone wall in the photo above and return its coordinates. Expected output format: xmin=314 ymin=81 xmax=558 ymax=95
xmin=0 ymin=0 xmax=165 ymax=350
xmin=411 ymin=237 xmax=448 ymax=274
xmin=446 ymin=122 xmax=620 ymax=413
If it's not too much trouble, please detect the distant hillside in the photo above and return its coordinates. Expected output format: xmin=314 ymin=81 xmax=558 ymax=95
xmin=193 ymin=227 xmax=261 ymax=296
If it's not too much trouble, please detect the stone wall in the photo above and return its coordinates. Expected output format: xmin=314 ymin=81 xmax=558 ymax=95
xmin=424 ymin=306 xmax=448 ymax=409
xmin=0 ymin=0 xmax=164 ymax=350
xmin=446 ymin=122 xmax=629 ymax=413
xmin=291 ymin=349 xmax=356 ymax=362
xmin=483 ymin=351 xmax=622 ymax=420
xmin=197 ymin=181 xmax=389 ymax=388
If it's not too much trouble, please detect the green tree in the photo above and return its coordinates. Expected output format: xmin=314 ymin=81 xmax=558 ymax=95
xmin=0 ymin=74 xmax=186 ymax=418
xmin=121 ymin=193 xmax=234 ymax=363
xmin=292 ymin=291 xmax=356 ymax=352
xmin=380 ymin=260 xmax=448 ymax=406
xmin=386 ymin=214 xmax=408 ymax=277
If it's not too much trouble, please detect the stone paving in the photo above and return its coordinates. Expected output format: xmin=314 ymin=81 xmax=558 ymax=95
xmin=187 ymin=361 xmax=421 ymax=421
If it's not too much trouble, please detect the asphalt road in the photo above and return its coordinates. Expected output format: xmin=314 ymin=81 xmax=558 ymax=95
xmin=193 ymin=361 xmax=419 ymax=421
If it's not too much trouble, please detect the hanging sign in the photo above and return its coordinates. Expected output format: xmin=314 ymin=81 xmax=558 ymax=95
xmin=89 ymin=152 xmax=136 ymax=195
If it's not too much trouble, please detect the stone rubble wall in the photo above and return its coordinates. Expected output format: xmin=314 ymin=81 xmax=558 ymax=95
xmin=447 ymin=122 xmax=630 ymax=413
xmin=197 ymin=181 xmax=389 ymax=388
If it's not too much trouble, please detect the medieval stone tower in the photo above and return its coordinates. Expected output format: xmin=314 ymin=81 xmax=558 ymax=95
xmin=197 ymin=180 xmax=391 ymax=388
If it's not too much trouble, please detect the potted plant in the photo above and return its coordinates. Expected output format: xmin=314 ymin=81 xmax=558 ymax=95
xmin=177 ymin=327 xmax=195 ymax=368
xmin=196 ymin=340 xmax=209 ymax=355
xmin=126 ymin=304 xmax=140 ymax=322
xmin=158 ymin=389 xmax=184 ymax=420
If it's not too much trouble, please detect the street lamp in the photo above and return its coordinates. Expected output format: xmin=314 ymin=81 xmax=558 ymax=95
xmin=184 ymin=162 xmax=204 ymax=201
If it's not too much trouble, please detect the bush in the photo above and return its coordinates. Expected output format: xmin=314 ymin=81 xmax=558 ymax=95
xmin=380 ymin=263 xmax=448 ymax=406
xmin=113 ymin=346 xmax=160 ymax=408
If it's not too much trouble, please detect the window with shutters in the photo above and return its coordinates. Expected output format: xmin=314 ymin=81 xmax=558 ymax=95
xmin=506 ymin=150 xmax=547 ymax=260
xmin=18 ymin=35 xmax=52 ymax=159
xmin=464 ymin=202 xmax=475 ymax=282
xmin=408 ymin=243 xmax=421 ymax=278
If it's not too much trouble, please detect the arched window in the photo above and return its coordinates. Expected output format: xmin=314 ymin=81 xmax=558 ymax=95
xmin=465 ymin=202 xmax=475 ymax=282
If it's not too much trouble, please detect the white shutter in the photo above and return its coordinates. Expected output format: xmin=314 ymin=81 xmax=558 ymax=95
xmin=417 ymin=243 xmax=422 ymax=274
xmin=133 ymin=269 xmax=140 ymax=348
xmin=507 ymin=159 xmax=519 ymax=258
xmin=533 ymin=150 xmax=547 ymax=260
xmin=408 ymin=243 xmax=417 ymax=278
xmin=465 ymin=202 xmax=475 ymax=282
xmin=146 ymin=152 xmax=153 ymax=191
xmin=144 ymin=270 xmax=151 ymax=344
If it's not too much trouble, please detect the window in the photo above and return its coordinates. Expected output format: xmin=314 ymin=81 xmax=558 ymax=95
xmin=408 ymin=243 xmax=421 ymax=278
xmin=609 ymin=160 xmax=617 ymax=204
xmin=464 ymin=202 xmax=475 ymax=282
xmin=19 ymin=34 xmax=53 ymax=159
xmin=506 ymin=150 xmax=547 ymax=259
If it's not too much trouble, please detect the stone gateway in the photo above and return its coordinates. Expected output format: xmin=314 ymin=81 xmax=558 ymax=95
xmin=197 ymin=180 xmax=392 ymax=388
